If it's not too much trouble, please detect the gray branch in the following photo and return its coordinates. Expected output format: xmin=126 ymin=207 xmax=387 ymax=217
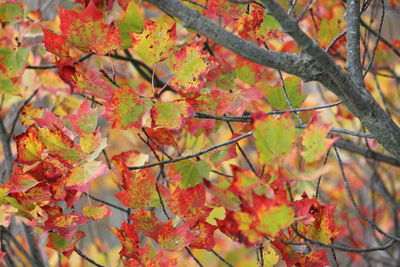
xmin=145 ymin=0 xmax=323 ymax=82
xmin=345 ymin=0 xmax=364 ymax=87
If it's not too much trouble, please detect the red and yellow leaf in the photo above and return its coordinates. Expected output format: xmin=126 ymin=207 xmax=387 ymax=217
xmin=82 ymin=205 xmax=112 ymax=220
xmin=104 ymin=85 xmax=152 ymax=129
xmin=59 ymin=1 xmax=119 ymax=54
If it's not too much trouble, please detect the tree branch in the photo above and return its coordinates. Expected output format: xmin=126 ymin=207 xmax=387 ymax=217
xmin=145 ymin=0 xmax=323 ymax=82
xmin=345 ymin=0 xmax=364 ymax=88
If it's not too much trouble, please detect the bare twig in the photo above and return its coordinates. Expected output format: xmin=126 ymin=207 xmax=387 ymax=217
xmin=289 ymin=226 xmax=396 ymax=252
xmin=360 ymin=20 xmax=400 ymax=58
xmin=128 ymin=132 xmax=253 ymax=170
xmin=83 ymin=193 xmax=129 ymax=213
xmin=185 ymin=247 xmax=204 ymax=267
xmin=26 ymin=54 xmax=93 ymax=69
xmin=210 ymin=249 xmax=234 ymax=267
xmin=74 ymin=248 xmax=104 ymax=267
xmin=333 ymin=145 xmax=400 ymax=241
xmin=363 ymin=0 xmax=385 ymax=76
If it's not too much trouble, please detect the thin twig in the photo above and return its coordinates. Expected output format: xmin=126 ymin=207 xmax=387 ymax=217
xmin=210 ymin=249 xmax=234 ymax=267
xmin=128 ymin=132 xmax=253 ymax=170
xmin=183 ymin=0 xmax=207 ymax=9
xmin=289 ymin=227 xmax=396 ymax=252
xmin=185 ymin=247 xmax=204 ymax=267
xmin=83 ymin=193 xmax=129 ymax=213
xmin=363 ymin=0 xmax=385 ymax=76
xmin=315 ymin=148 xmax=331 ymax=198
xmin=1 ymin=227 xmax=39 ymax=267
xmin=195 ymin=101 xmax=342 ymax=122
xmin=74 ymin=248 xmax=105 ymax=267
xmin=226 ymin=122 xmax=258 ymax=175
xmin=326 ymin=30 xmax=347 ymax=53
xmin=26 ymin=54 xmax=93 ymax=69
xmin=360 ymin=19 xmax=400 ymax=58
xmin=333 ymin=145 xmax=400 ymax=241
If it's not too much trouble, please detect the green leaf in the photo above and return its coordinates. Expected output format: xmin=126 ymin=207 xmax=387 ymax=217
xmin=0 ymin=78 xmax=18 ymax=94
xmin=118 ymin=0 xmax=144 ymax=49
xmin=254 ymin=115 xmax=296 ymax=164
xmin=0 ymin=3 xmax=23 ymax=24
xmin=174 ymin=160 xmax=211 ymax=189
xmin=301 ymin=123 xmax=336 ymax=163
xmin=267 ymin=77 xmax=306 ymax=110
xmin=0 ymin=47 xmax=29 ymax=77
xmin=104 ymin=85 xmax=153 ymax=129
xmin=151 ymin=101 xmax=190 ymax=130
xmin=256 ymin=204 xmax=295 ymax=236
xmin=256 ymin=14 xmax=280 ymax=37
xmin=131 ymin=17 xmax=176 ymax=65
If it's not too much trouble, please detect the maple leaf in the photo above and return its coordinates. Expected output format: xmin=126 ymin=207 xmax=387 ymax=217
xmin=227 ymin=165 xmax=263 ymax=203
xmin=273 ymin=240 xmax=330 ymax=267
xmin=15 ymin=127 xmax=45 ymax=164
xmin=209 ymin=135 xmax=238 ymax=166
xmin=36 ymin=127 xmax=80 ymax=162
xmin=65 ymin=161 xmax=108 ymax=192
xmin=173 ymin=159 xmax=211 ymax=189
xmin=129 ymin=210 xmax=161 ymax=235
xmin=44 ymin=212 xmax=89 ymax=240
xmin=82 ymin=205 xmax=112 ymax=220
xmin=294 ymin=194 xmax=339 ymax=243
xmin=72 ymin=65 xmax=115 ymax=101
xmin=149 ymin=221 xmax=197 ymax=250
xmin=189 ymin=221 xmax=217 ymax=251
xmin=151 ymin=100 xmax=191 ymax=130
xmin=59 ymin=0 xmax=119 ymax=55
xmin=254 ymin=113 xmax=297 ymax=165
xmin=143 ymin=127 xmax=178 ymax=146
xmin=42 ymin=28 xmax=72 ymax=64
xmin=0 ymin=46 xmax=29 ymax=94
xmin=7 ymin=174 xmax=39 ymax=193
xmin=0 ymin=2 xmax=23 ymax=24
xmin=168 ymin=183 xmax=212 ymax=225
xmin=130 ymin=17 xmax=176 ymax=65
xmin=47 ymin=231 xmax=85 ymax=258
xmin=206 ymin=0 xmax=247 ymax=25
xmin=252 ymin=194 xmax=295 ymax=237
xmin=104 ymin=85 xmax=152 ymax=129
xmin=233 ymin=4 xmax=264 ymax=41
xmin=169 ymin=42 xmax=217 ymax=91
xmin=266 ymin=77 xmax=307 ymax=110
xmin=20 ymin=104 xmax=44 ymax=127
xmin=301 ymin=118 xmax=337 ymax=163
xmin=217 ymin=210 xmax=260 ymax=246
xmin=114 ymin=168 xmax=168 ymax=209
xmin=79 ymin=130 xmax=107 ymax=159
xmin=118 ymin=0 xmax=144 ymax=48
xmin=68 ymin=99 xmax=99 ymax=135
xmin=235 ymin=56 xmax=265 ymax=85
xmin=110 ymin=221 xmax=141 ymax=259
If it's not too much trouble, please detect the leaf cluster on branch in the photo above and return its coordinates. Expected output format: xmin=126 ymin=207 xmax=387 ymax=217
xmin=0 ymin=0 xmax=399 ymax=266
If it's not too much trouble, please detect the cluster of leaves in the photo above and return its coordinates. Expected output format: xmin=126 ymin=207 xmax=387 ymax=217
xmin=0 ymin=0 xmax=399 ymax=266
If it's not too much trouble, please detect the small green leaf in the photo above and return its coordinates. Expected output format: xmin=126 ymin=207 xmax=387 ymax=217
xmin=174 ymin=160 xmax=211 ymax=189
xmin=0 ymin=3 xmax=23 ymax=24
xmin=118 ymin=0 xmax=144 ymax=49
xmin=267 ymin=77 xmax=306 ymax=110
xmin=254 ymin=115 xmax=296 ymax=164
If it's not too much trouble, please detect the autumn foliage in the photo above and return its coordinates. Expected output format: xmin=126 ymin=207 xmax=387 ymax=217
xmin=0 ymin=0 xmax=400 ymax=266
